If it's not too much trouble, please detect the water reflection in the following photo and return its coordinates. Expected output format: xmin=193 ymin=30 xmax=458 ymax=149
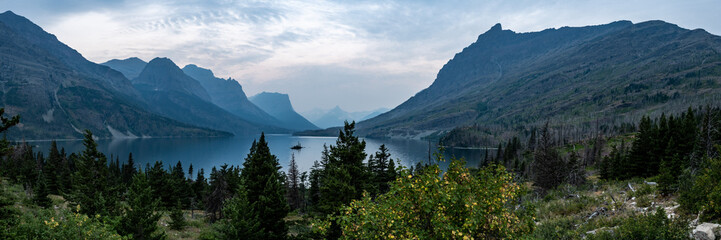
xmin=31 ymin=135 xmax=493 ymax=177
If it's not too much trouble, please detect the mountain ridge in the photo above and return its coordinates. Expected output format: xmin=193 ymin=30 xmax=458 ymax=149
xmin=249 ymin=92 xmax=319 ymax=131
xmin=350 ymin=20 xmax=721 ymax=142
xmin=0 ymin=11 xmax=229 ymax=139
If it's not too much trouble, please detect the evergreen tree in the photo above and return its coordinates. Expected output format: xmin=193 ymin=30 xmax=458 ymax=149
xmin=44 ymin=141 xmax=62 ymax=194
xmin=33 ymin=171 xmax=51 ymax=208
xmin=147 ymin=161 xmax=171 ymax=208
xmin=169 ymin=200 xmax=187 ymax=230
xmin=170 ymin=161 xmax=190 ymax=208
xmin=241 ymin=133 xmax=289 ymax=239
xmin=629 ymin=116 xmax=654 ymax=177
xmin=286 ymin=153 xmax=301 ymax=210
xmin=68 ymin=130 xmax=117 ymax=216
xmin=121 ymin=153 xmax=137 ymax=186
xmin=532 ymin=123 xmax=566 ymax=190
xmin=118 ymin=173 xmax=165 ymax=240
xmin=215 ymin=184 xmax=262 ymax=239
xmin=308 ymin=160 xmax=322 ymax=209
xmin=192 ymin=168 xmax=208 ymax=215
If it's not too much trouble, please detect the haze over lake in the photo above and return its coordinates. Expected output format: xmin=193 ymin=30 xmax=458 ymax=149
xmin=31 ymin=135 xmax=487 ymax=177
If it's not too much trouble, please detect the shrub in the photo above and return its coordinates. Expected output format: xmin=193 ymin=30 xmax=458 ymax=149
xmin=586 ymin=208 xmax=688 ymax=240
xmin=331 ymin=159 xmax=534 ymax=239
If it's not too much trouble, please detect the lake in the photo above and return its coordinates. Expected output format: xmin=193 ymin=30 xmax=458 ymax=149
xmin=30 ymin=134 xmax=490 ymax=177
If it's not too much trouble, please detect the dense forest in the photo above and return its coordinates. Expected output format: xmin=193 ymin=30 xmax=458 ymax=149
xmin=2 ymin=105 xmax=721 ymax=239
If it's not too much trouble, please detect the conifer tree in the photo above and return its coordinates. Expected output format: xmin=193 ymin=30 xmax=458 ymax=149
xmin=33 ymin=171 xmax=51 ymax=208
xmin=118 ymin=173 xmax=165 ymax=240
xmin=68 ymin=130 xmax=117 ymax=216
xmin=629 ymin=116 xmax=654 ymax=177
xmin=241 ymin=133 xmax=289 ymax=239
xmin=169 ymin=200 xmax=187 ymax=230
xmin=532 ymin=123 xmax=565 ymax=190
xmin=216 ymin=184 xmax=262 ymax=239
xmin=286 ymin=153 xmax=301 ymax=210
xmin=44 ymin=141 xmax=62 ymax=194
xmin=121 ymin=153 xmax=136 ymax=186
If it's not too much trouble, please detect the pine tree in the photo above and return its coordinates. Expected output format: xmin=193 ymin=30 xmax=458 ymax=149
xmin=629 ymin=116 xmax=654 ymax=177
xmin=121 ymin=153 xmax=136 ymax=186
xmin=118 ymin=173 xmax=165 ymax=240
xmin=532 ymin=123 xmax=566 ymax=190
xmin=170 ymin=161 xmax=190 ymax=208
xmin=216 ymin=184 xmax=262 ymax=239
xmin=169 ymin=200 xmax=187 ymax=230
xmin=33 ymin=171 xmax=51 ymax=208
xmin=241 ymin=133 xmax=289 ymax=239
xmin=147 ymin=161 xmax=171 ymax=208
xmin=68 ymin=130 xmax=117 ymax=216
xmin=286 ymin=153 xmax=301 ymax=210
xmin=44 ymin=141 xmax=62 ymax=194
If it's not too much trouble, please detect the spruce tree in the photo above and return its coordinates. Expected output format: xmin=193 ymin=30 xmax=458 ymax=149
xmin=33 ymin=171 xmax=51 ymax=208
xmin=241 ymin=133 xmax=289 ymax=239
xmin=68 ymin=130 xmax=117 ymax=216
xmin=169 ymin=200 xmax=187 ymax=230
xmin=45 ymin=141 xmax=62 ymax=194
xmin=532 ymin=123 xmax=566 ymax=190
xmin=216 ymin=184 xmax=262 ymax=239
xmin=286 ymin=153 xmax=301 ymax=210
xmin=118 ymin=173 xmax=165 ymax=240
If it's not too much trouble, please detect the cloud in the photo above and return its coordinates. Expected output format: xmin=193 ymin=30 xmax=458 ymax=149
xmin=2 ymin=0 xmax=720 ymax=112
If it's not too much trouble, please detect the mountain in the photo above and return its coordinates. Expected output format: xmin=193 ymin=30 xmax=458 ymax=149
xmin=0 ymin=12 xmax=140 ymax=101
xmin=181 ymin=64 xmax=283 ymax=126
xmin=303 ymin=106 xmax=354 ymax=129
xmin=133 ymin=58 xmax=285 ymax=135
xmin=0 ymin=11 xmax=228 ymax=139
xmin=249 ymin=92 xmax=319 ymax=131
xmin=302 ymin=106 xmax=388 ymax=129
xmin=101 ymin=57 xmax=147 ymax=80
xmin=355 ymin=20 xmax=721 ymax=141
xmin=360 ymin=108 xmax=390 ymax=121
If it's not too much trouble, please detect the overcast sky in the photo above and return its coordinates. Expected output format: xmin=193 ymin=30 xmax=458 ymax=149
xmin=2 ymin=0 xmax=720 ymax=112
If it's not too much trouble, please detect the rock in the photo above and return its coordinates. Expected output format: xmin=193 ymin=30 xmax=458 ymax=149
xmin=693 ymin=223 xmax=721 ymax=240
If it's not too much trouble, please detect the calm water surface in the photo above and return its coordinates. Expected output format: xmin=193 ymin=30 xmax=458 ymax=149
xmin=32 ymin=134 xmax=489 ymax=176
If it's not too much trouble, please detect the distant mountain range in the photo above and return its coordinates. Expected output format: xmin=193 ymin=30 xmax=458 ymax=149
xmin=249 ymin=92 xmax=319 ymax=131
xmin=0 ymin=11 xmax=313 ymax=139
xmin=301 ymin=106 xmax=389 ymax=129
xmin=350 ymin=20 xmax=721 ymax=142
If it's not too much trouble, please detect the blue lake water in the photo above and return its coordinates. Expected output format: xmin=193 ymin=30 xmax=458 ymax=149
xmin=30 ymin=134 xmax=489 ymax=177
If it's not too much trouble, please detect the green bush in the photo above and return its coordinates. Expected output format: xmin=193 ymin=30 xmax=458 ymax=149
xmin=330 ymin=160 xmax=534 ymax=239
xmin=586 ymin=208 xmax=688 ymax=240
xmin=679 ymin=154 xmax=721 ymax=221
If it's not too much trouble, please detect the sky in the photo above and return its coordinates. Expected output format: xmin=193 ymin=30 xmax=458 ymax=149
xmin=2 ymin=0 xmax=720 ymax=113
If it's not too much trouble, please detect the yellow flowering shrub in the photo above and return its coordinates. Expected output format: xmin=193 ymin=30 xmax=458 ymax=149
xmin=333 ymin=160 xmax=534 ymax=239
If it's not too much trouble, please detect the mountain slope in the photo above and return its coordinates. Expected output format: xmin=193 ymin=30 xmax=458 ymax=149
xmin=181 ymin=64 xmax=283 ymax=126
xmin=134 ymin=58 xmax=285 ymax=135
xmin=357 ymin=20 xmax=721 ymax=140
xmin=101 ymin=57 xmax=147 ymax=80
xmin=249 ymin=92 xmax=319 ymax=131
xmin=0 ymin=11 xmax=140 ymax=101
xmin=0 ymin=11 xmax=227 ymax=139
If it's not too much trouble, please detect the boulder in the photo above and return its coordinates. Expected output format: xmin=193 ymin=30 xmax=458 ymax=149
xmin=693 ymin=223 xmax=721 ymax=240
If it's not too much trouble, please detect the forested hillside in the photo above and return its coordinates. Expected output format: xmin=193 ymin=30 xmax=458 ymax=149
xmin=357 ymin=20 xmax=721 ymax=146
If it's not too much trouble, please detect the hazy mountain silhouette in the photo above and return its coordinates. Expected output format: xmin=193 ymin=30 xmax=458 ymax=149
xmin=133 ymin=58 xmax=286 ymax=135
xmin=351 ymin=20 xmax=721 ymax=138
xmin=0 ymin=11 xmax=228 ymax=139
xmin=249 ymin=92 xmax=319 ymax=131
xmin=302 ymin=106 xmax=387 ymax=129
xmin=181 ymin=64 xmax=283 ymax=127
xmin=101 ymin=57 xmax=147 ymax=80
